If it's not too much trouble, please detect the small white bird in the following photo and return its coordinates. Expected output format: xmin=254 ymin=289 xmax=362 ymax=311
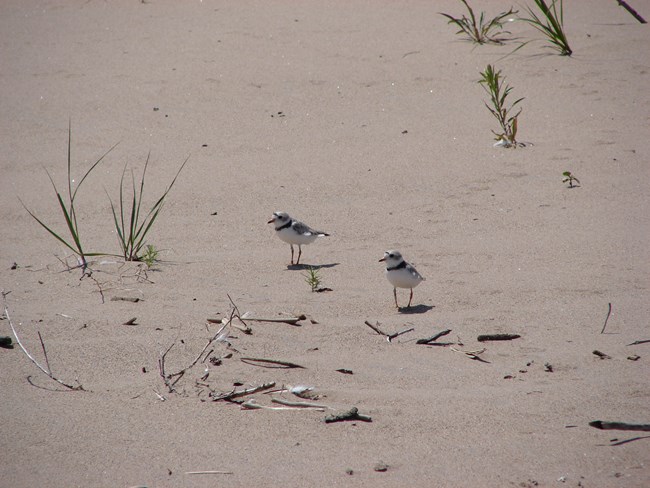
xmin=268 ymin=211 xmax=329 ymax=265
xmin=379 ymin=250 xmax=425 ymax=308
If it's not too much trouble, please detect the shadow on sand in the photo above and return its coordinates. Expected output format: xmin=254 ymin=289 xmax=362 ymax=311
xmin=397 ymin=304 xmax=434 ymax=314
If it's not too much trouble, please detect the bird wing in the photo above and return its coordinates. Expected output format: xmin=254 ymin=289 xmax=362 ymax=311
xmin=291 ymin=220 xmax=315 ymax=236
xmin=292 ymin=220 xmax=329 ymax=237
xmin=406 ymin=263 xmax=425 ymax=280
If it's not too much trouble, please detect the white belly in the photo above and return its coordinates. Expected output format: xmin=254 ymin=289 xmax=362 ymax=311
xmin=386 ymin=268 xmax=423 ymax=289
xmin=277 ymin=227 xmax=319 ymax=245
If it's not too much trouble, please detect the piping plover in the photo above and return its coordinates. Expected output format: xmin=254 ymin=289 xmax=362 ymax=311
xmin=379 ymin=250 xmax=425 ymax=308
xmin=268 ymin=211 xmax=329 ymax=265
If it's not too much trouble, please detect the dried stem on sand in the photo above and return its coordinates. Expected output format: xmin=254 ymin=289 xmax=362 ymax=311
xmin=3 ymin=297 xmax=86 ymax=391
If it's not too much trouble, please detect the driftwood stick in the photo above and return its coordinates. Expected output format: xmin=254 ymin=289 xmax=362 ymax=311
xmin=364 ymin=320 xmax=386 ymax=336
xmin=627 ymin=339 xmax=650 ymax=346
xmin=210 ymin=381 xmax=276 ymax=401
xmin=241 ymin=399 xmax=298 ymax=410
xmin=589 ymin=420 xmax=650 ymax=432
xmin=4 ymin=303 xmax=85 ymax=391
xmin=388 ymin=327 xmax=414 ymax=342
xmin=324 ymin=407 xmax=372 ymax=423
xmin=271 ymin=397 xmax=329 ymax=410
xmin=477 ymin=333 xmax=520 ymax=342
xmin=616 ymin=0 xmax=647 ymax=23
xmin=417 ymin=329 xmax=452 ymax=344
xmin=240 ymin=357 xmax=306 ymax=369
xmin=240 ymin=314 xmax=303 ymax=326
xmin=601 ymin=302 xmax=612 ymax=334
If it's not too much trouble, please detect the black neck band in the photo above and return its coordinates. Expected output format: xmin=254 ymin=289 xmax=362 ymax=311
xmin=387 ymin=261 xmax=407 ymax=271
xmin=276 ymin=220 xmax=292 ymax=231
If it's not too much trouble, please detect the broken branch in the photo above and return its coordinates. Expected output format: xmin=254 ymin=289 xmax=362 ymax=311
xmin=387 ymin=327 xmax=414 ymax=342
xmin=210 ymin=381 xmax=276 ymax=401
xmin=417 ymin=329 xmax=452 ymax=344
xmin=616 ymin=0 xmax=647 ymax=23
xmin=589 ymin=420 xmax=650 ymax=432
xmin=240 ymin=357 xmax=306 ymax=369
xmin=477 ymin=333 xmax=520 ymax=342
xmin=364 ymin=320 xmax=386 ymax=336
xmin=324 ymin=407 xmax=372 ymax=423
xmin=271 ymin=397 xmax=329 ymax=410
xmin=240 ymin=312 xmax=304 ymax=326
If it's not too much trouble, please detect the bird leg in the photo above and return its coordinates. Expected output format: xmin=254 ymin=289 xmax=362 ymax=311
xmin=393 ymin=288 xmax=399 ymax=309
xmin=296 ymin=245 xmax=302 ymax=265
xmin=290 ymin=245 xmax=295 ymax=265
xmin=407 ymin=288 xmax=414 ymax=308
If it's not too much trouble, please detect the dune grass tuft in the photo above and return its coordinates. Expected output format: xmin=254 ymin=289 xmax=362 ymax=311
xmin=440 ymin=0 xmax=517 ymax=45
xmin=108 ymin=153 xmax=188 ymax=262
xmin=21 ymin=122 xmax=117 ymax=270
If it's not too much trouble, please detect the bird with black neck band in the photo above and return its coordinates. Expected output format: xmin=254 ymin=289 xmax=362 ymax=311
xmin=379 ymin=250 xmax=425 ymax=309
xmin=268 ymin=211 xmax=329 ymax=265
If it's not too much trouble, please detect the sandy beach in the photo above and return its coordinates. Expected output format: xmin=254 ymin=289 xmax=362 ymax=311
xmin=1 ymin=1 xmax=649 ymax=486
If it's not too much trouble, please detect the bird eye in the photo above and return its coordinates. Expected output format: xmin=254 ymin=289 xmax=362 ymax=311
xmin=388 ymin=253 xmax=394 ymax=258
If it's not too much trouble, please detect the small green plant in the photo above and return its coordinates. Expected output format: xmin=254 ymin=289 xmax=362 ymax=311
xmin=440 ymin=0 xmax=517 ymax=45
xmin=520 ymin=0 xmax=572 ymax=56
xmin=478 ymin=64 xmax=524 ymax=148
xmin=21 ymin=123 xmax=117 ymax=271
xmin=562 ymin=171 xmax=580 ymax=188
xmin=303 ymin=266 xmax=322 ymax=292
xmin=140 ymin=244 xmax=160 ymax=268
xmin=109 ymin=153 xmax=188 ymax=262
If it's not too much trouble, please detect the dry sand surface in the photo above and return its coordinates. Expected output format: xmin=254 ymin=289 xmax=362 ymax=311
xmin=1 ymin=1 xmax=649 ymax=487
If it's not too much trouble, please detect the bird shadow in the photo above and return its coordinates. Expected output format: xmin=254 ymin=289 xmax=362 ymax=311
xmin=286 ymin=263 xmax=340 ymax=271
xmin=398 ymin=304 xmax=434 ymax=314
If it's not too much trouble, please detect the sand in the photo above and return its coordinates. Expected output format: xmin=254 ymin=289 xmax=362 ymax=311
xmin=1 ymin=1 xmax=649 ymax=487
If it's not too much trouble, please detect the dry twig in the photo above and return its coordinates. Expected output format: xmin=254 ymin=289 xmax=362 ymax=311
xmin=210 ymin=382 xmax=277 ymax=401
xmin=589 ymin=420 xmax=650 ymax=432
xmin=387 ymin=327 xmax=414 ymax=342
xmin=159 ymin=319 xmax=230 ymax=393
xmin=477 ymin=333 xmax=520 ymax=342
xmin=240 ymin=357 xmax=306 ymax=369
xmin=417 ymin=329 xmax=452 ymax=345
xmin=601 ymin=302 xmax=612 ymax=334
xmin=3 ymin=300 xmax=85 ymax=391
xmin=451 ymin=346 xmax=489 ymax=362
xmin=240 ymin=312 xmax=304 ymax=326
xmin=364 ymin=320 xmax=413 ymax=342
xmin=616 ymin=0 xmax=647 ymax=23
xmin=271 ymin=397 xmax=330 ymax=410
xmin=364 ymin=320 xmax=386 ymax=336
xmin=324 ymin=407 xmax=372 ymax=423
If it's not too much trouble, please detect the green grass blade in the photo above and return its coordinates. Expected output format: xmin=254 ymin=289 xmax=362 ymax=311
xmin=20 ymin=199 xmax=80 ymax=255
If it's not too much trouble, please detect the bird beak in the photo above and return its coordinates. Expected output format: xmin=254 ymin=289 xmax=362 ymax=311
xmin=267 ymin=217 xmax=276 ymax=224
xmin=378 ymin=257 xmax=386 ymax=262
